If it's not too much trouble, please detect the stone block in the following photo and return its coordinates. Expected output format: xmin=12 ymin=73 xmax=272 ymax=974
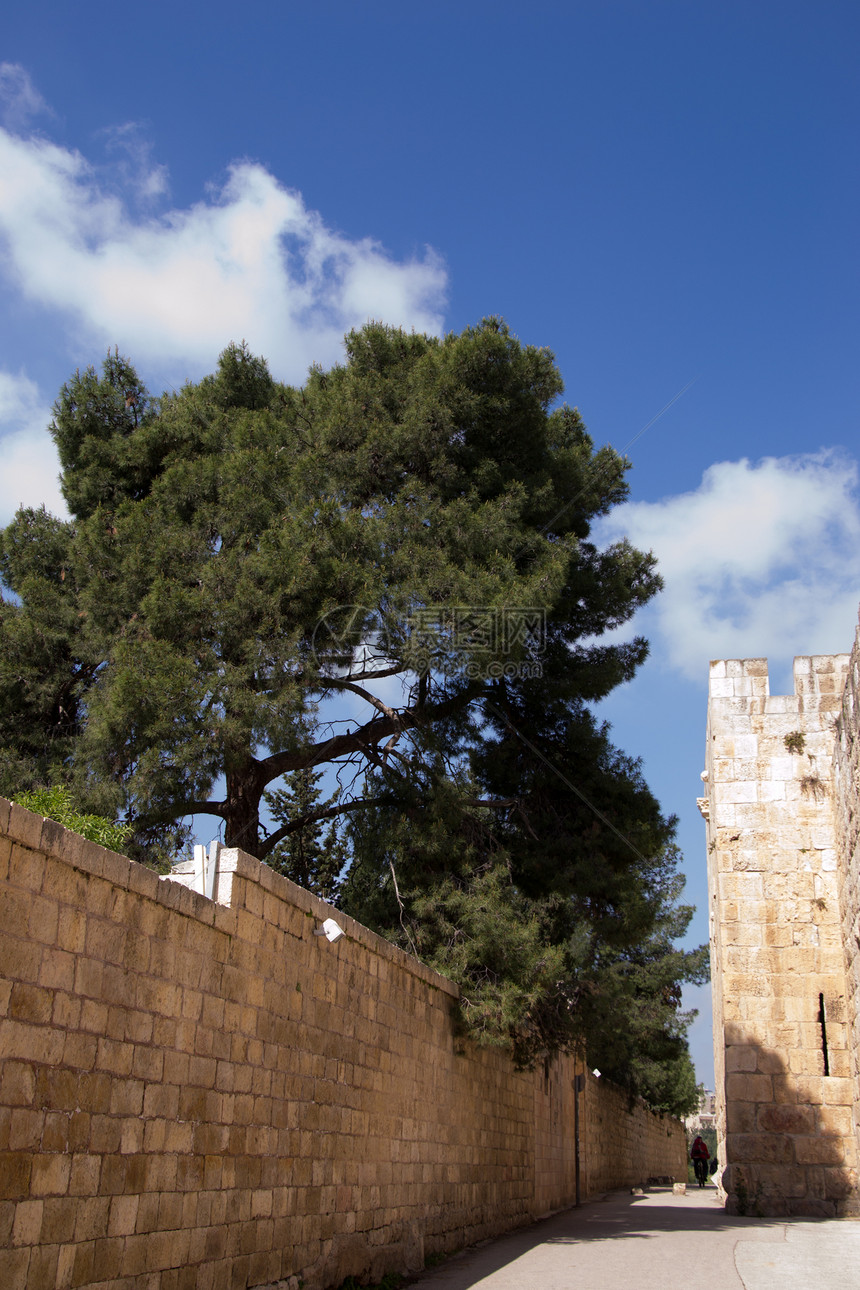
xmin=725 ymin=1045 xmax=758 ymax=1073
xmin=126 ymin=862 xmax=160 ymax=900
xmin=109 ymin=1079 xmax=144 ymax=1116
xmin=10 ymin=1198 xmax=43 ymax=1245
xmin=817 ymin=1104 xmax=854 ymax=1136
xmin=822 ymin=1166 xmax=858 ymax=1200
xmin=1 ymin=1018 xmax=64 ymax=1066
xmin=29 ymin=1153 xmax=71 ymax=1196
xmin=62 ymin=1033 xmax=98 ymax=1071
xmin=0 ymin=1248 xmax=31 ymax=1286
xmin=95 ymin=1037 xmax=133 ymax=1077
xmin=726 ymin=1102 xmax=757 ymax=1134
xmin=7 ymin=805 xmax=45 ymax=852
xmin=27 ymin=1243 xmax=60 ymax=1286
xmin=9 ymin=1109 xmax=45 ymax=1151
xmin=27 ymin=896 xmax=60 ymax=947
xmin=38 ymin=1197 xmax=76 ymax=1244
xmin=818 ymin=1077 xmax=855 ymax=1105
xmin=755 ymin=1048 xmax=788 ymax=1075
xmin=89 ymin=1115 xmax=121 ymax=1155
xmin=90 ymin=1235 xmax=124 ymax=1283
xmin=725 ymin=1072 xmax=774 ymax=1103
xmin=0 ymin=1062 xmax=35 ymax=1108
xmin=40 ymin=948 xmax=77 ymax=994
xmin=41 ymin=1112 xmax=70 ymax=1153
xmin=729 ymin=1133 xmax=794 ymax=1165
xmin=794 ymin=1136 xmax=846 ymax=1165
xmin=764 ymin=923 xmax=794 ymax=948
xmin=720 ymin=781 xmax=758 ymax=804
xmin=73 ymin=1195 xmax=111 ymax=1242
xmin=116 ymin=1231 xmax=150 ymax=1277
xmin=725 ymin=967 xmax=773 ymax=995
xmin=758 ymin=1104 xmax=814 ymax=1134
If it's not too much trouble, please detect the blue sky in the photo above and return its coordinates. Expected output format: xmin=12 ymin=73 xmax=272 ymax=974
xmin=2 ymin=2 xmax=859 ymax=1086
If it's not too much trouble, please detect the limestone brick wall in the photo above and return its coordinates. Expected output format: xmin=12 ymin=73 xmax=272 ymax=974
xmin=703 ymin=655 xmax=857 ymax=1216
xmin=833 ymin=616 xmax=860 ymax=1180
xmin=526 ymin=1060 xmax=686 ymax=1212
xmin=0 ymin=797 xmax=686 ymax=1290
xmin=579 ymin=1075 xmax=686 ymax=1196
xmin=532 ymin=1056 xmax=576 ymax=1216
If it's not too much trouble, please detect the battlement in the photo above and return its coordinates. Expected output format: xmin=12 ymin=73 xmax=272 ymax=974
xmin=708 ymin=655 xmax=850 ymax=713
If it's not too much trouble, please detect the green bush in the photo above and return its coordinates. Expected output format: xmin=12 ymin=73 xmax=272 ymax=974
xmin=14 ymin=786 xmax=133 ymax=853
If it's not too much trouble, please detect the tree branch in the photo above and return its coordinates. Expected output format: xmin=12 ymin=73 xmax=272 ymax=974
xmin=323 ymin=678 xmax=400 ymax=721
xmin=321 ymin=662 xmax=406 ymax=683
xmin=132 ymin=799 xmax=227 ymax=831
xmin=258 ymin=795 xmax=396 ymax=859
xmin=258 ymin=684 xmax=482 ymax=782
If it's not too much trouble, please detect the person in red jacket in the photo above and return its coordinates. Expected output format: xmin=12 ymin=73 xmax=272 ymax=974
xmin=690 ymin=1136 xmax=710 ymax=1187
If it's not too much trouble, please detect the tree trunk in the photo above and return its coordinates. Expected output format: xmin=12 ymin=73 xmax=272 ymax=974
xmin=224 ymin=761 xmax=264 ymax=856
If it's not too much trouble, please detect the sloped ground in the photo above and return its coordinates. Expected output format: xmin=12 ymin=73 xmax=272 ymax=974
xmin=405 ymin=1186 xmax=860 ymax=1290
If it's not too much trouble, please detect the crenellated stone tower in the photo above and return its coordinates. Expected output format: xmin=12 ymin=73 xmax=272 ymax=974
xmin=702 ymin=640 xmax=860 ymax=1217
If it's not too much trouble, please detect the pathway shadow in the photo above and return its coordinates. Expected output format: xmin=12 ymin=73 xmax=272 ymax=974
xmin=405 ymin=1188 xmax=797 ymax=1290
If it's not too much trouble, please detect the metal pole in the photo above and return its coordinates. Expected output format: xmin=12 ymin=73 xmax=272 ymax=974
xmin=573 ymin=1072 xmax=584 ymax=1205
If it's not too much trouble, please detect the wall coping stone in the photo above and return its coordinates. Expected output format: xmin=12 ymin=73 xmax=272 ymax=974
xmin=0 ymin=794 xmax=460 ymax=999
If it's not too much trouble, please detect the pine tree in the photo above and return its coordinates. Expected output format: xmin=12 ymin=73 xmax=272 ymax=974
xmin=265 ymin=768 xmax=345 ymax=902
xmin=0 ymin=320 xmax=708 ymax=1094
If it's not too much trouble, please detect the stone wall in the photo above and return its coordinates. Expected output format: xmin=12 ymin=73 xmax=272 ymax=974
xmin=834 ymin=618 xmax=860 ymax=1187
xmin=579 ymin=1075 xmax=684 ymax=1197
xmin=702 ymin=654 xmax=858 ymax=1216
xmin=0 ymin=797 xmax=686 ymax=1290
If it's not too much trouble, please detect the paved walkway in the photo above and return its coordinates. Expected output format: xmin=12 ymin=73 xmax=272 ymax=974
xmin=406 ymin=1186 xmax=860 ymax=1290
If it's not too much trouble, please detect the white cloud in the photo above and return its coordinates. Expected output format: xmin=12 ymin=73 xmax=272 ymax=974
xmin=0 ymin=371 xmax=66 ymax=525
xmin=0 ymin=110 xmax=447 ymax=385
xmin=598 ymin=451 xmax=860 ymax=680
xmin=0 ymin=72 xmax=447 ymax=530
xmin=0 ymin=64 xmax=51 ymax=131
xmin=98 ymin=123 xmax=170 ymax=205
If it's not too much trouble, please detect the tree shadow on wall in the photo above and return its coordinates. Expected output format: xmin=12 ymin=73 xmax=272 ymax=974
xmin=718 ymin=1027 xmax=857 ymax=1219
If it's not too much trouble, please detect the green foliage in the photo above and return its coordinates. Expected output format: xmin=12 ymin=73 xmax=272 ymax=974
xmin=0 ymin=507 xmax=86 ymax=794
xmin=578 ymin=883 xmax=709 ymax=1116
xmin=784 ymin=730 xmax=805 ymax=754
xmin=0 ymin=319 xmax=707 ymax=1101
xmin=14 ymin=785 xmax=133 ymax=852
xmin=265 ymin=768 xmax=346 ymax=901
xmin=341 ymin=761 xmax=707 ymax=1110
xmin=52 ymin=349 xmax=162 ymax=520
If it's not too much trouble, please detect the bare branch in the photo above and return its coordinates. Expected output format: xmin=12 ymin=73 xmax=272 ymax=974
xmin=389 ymin=856 xmax=418 ymax=957
xmin=132 ymin=799 xmax=227 ymax=830
xmin=258 ymin=795 xmax=396 ymax=859
xmin=258 ymin=684 xmax=482 ymax=783
xmin=466 ymin=798 xmax=519 ymax=810
xmin=324 ymin=678 xmax=400 ymax=721
xmin=326 ymin=663 xmax=406 ymax=683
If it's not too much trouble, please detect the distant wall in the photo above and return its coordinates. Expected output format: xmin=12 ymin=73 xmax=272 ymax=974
xmin=703 ymin=654 xmax=859 ymax=1217
xmin=0 ymin=798 xmax=685 ymax=1290
xmin=579 ymin=1075 xmax=685 ymax=1197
